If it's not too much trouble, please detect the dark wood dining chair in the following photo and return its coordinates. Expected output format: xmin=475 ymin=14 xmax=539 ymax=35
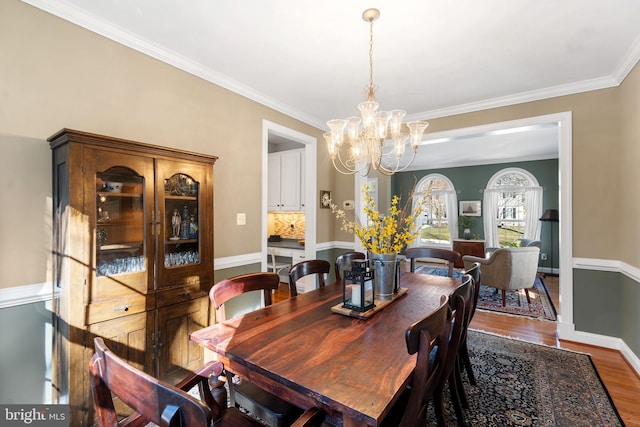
xmin=90 ymin=337 xmax=324 ymax=427
xmin=334 ymin=251 xmax=366 ymax=282
xmin=90 ymin=337 xmax=257 ymax=427
xmin=210 ymin=272 xmax=303 ymax=427
xmin=288 ymin=259 xmax=331 ymax=297
xmin=382 ymin=295 xmax=452 ymax=427
xmin=435 ymin=274 xmax=473 ymax=426
xmin=459 ymin=262 xmax=481 ymax=388
xmin=404 ymin=247 xmax=462 ymax=277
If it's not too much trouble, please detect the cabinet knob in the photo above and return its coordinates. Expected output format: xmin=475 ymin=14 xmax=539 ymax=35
xmin=113 ymin=305 xmax=131 ymax=312
xmin=180 ymin=290 xmax=191 ymax=297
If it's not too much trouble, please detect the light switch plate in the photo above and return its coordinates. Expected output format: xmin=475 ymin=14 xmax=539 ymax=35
xmin=236 ymin=213 xmax=246 ymax=225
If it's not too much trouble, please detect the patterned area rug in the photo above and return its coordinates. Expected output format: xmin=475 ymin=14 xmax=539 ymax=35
xmin=426 ymin=330 xmax=624 ymax=426
xmin=413 ymin=266 xmax=557 ymax=321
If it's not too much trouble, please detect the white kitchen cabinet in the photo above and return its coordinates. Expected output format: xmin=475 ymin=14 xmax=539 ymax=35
xmin=268 ymin=149 xmax=302 ymax=211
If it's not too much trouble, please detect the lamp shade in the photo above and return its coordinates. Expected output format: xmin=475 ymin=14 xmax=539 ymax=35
xmin=539 ymin=209 xmax=559 ymax=222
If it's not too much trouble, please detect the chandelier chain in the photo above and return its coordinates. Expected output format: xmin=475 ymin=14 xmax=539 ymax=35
xmin=367 ymin=18 xmax=375 ymax=101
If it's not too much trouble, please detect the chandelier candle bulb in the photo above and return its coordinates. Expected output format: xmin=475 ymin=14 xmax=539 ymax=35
xmin=326 ymin=8 xmax=429 ymax=176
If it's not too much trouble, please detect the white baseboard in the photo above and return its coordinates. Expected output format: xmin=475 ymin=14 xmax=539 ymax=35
xmin=560 ymin=327 xmax=640 ymax=376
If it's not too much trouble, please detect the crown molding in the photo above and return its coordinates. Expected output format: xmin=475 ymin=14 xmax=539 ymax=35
xmin=21 ymin=0 xmax=640 ymax=130
xmin=406 ymin=75 xmax=619 ymax=122
xmin=20 ymin=0 xmax=324 ymax=129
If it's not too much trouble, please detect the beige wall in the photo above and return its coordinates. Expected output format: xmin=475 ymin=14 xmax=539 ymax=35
xmin=0 ymin=0 xmax=328 ymax=289
xmin=619 ymin=62 xmax=640 ymax=267
xmin=1 ymin=0 xmax=638 ymax=291
xmin=421 ymin=86 xmax=624 ymax=261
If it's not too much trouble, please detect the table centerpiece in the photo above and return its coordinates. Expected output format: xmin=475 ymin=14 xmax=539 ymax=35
xmin=330 ymin=182 xmax=427 ymax=300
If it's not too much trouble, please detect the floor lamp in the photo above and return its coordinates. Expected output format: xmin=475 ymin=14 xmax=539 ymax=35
xmin=539 ymin=209 xmax=559 ymax=276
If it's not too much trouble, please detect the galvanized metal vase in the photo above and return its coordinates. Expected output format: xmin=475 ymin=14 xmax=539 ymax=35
xmin=370 ymin=253 xmax=398 ymax=301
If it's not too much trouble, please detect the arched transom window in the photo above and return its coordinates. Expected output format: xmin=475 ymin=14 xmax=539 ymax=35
xmin=483 ymin=168 xmax=542 ymax=248
xmin=413 ymin=174 xmax=458 ymax=246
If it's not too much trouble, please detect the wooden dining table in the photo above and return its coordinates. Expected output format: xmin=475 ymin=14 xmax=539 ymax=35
xmin=190 ymin=272 xmax=461 ymax=427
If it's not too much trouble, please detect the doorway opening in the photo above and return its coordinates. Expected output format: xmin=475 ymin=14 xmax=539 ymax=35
xmin=261 ymin=120 xmax=317 ymax=277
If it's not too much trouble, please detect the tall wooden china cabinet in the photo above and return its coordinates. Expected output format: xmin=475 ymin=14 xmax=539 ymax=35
xmin=49 ymin=129 xmax=216 ymax=426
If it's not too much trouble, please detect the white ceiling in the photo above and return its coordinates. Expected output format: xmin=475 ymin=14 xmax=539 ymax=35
xmin=23 ymin=0 xmax=640 ymax=170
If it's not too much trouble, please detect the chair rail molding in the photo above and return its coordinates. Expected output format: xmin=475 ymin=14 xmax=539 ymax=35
xmin=0 ymin=282 xmax=56 ymax=309
xmin=215 ymin=252 xmax=263 ymax=270
xmin=573 ymin=257 xmax=640 ymax=283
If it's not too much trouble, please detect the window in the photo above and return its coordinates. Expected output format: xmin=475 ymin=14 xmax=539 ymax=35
xmin=483 ymin=168 xmax=542 ymax=248
xmin=413 ymin=174 xmax=458 ymax=246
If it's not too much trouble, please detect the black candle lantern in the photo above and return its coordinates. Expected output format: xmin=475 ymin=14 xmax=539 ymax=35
xmin=343 ymin=260 xmax=375 ymax=312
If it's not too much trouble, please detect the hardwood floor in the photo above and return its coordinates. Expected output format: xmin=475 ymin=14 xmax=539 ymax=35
xmin=273 ymin=275 xmax=640 ymax=425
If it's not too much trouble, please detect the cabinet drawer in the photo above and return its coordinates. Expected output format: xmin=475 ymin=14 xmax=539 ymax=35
xmin=156 ymin=286 xmax=207 ymax=309
xmin=86 ymin=293 xmax=155 ymax=325
xmin=91 ymin=272 xmax=149 ymax=301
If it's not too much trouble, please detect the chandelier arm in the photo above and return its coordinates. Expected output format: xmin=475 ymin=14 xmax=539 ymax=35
xmin=331 ymin=158 xmax=357 ymax=175
xmin=332 ymin=150 xmax=366 ymax=175
xmin=377 ymin=151 xmax=419 ymax=175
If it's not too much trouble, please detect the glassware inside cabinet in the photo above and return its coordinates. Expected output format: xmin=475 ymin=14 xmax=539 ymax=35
xmin=164 ymin=173 xmax=200 ymax=268
xmin=96 ymin=167 xmax=145 ymax=276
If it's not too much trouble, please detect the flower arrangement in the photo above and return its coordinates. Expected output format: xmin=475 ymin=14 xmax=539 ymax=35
xmin=330 ymin=183 xmax=428 ymax=255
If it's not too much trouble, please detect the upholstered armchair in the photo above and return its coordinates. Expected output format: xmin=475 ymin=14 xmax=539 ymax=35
xmin=485 ymin=238 xmax=541 ymax=255
xmin=518 ymin=238 xmax=542 ymax=248
xmin=462 ymin=247 xmax=540 ymax=307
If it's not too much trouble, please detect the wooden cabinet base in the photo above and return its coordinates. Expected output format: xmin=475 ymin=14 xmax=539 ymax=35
xmin=452 ymin=239 xmax=485 ymax=268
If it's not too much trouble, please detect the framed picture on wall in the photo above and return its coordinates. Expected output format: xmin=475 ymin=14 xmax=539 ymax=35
xmin=320 ymin=190 xmax=332 ymax=209
xmin=460 ymin=200 xmax=481 ymax=216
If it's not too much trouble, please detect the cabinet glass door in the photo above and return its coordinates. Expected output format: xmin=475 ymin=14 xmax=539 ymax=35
xmin=156 ymin=159 xmax=212 ymax=291
xmin=96 ymin=166 xmax=146 ymax=277
xmin=163 ymin=173 xmax=200 ymax=268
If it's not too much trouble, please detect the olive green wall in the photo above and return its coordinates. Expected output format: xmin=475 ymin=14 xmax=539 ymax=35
xmin=573 ymin=268 xmax=640 ymax=356
xmin=392 ymin=159 xmax=559 ymax=270
xmin=620 ymin=274 xmax=640 ymax=355
xmin=573 ymin=269 xmax=623 ymax=337
xmin=0 ymin=301 xmax=51 ymax=404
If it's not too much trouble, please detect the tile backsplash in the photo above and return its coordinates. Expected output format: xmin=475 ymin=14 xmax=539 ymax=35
xmin=268 ymin=212 xmax=305 ymax=239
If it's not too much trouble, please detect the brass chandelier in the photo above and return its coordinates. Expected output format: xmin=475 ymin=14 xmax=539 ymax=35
xmin=324 ymin=8 xmax=429 ymax=176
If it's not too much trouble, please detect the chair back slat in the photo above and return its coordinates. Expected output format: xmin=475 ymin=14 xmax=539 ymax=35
xmin=210 ymin=272 xmax=280 ymax=320
xmin=334 ymin=251 xmax=366 ymax=281
xmin=288 ymin=260 xmax=331 ymax=297
xmin=404 ymin=247 xmax=461 ymax=277
xmin=90 ymin=338 xmax=214 ymax=427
